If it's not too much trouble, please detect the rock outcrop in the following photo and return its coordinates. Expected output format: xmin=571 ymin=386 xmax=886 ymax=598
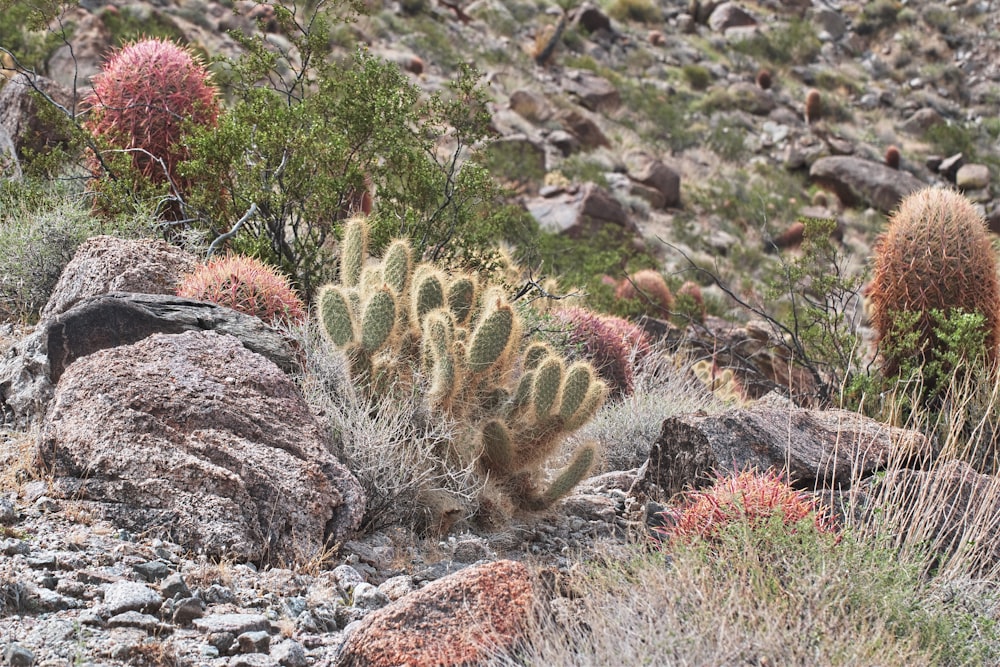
xmin=37 ymin=330 xmax=364 ymax=564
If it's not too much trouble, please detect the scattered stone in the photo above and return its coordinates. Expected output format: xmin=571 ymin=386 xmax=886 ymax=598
xmin=555 ymin=109 xmax=610 ymax=149
xmin=938 ymin=152 xmax=965 ymax=181
xmin=161 ymin=573 xmax=192 ymax=599
xmin=107 ymin=610 xmax=172 ymax=634
xmin=271 ymin=639 xmax=308 ymax=667
xmin=195 ymin=614 xmax=271 ymax=636
xmin=0 ymin=495 xmax=16 ymax=524
xmin=173 ymin=597 xmax=206 ymax=624
xmin=525 ymin=182 xmax=634 ymax=237
xmin=0 ymin=73 xmax=76 ymax=161
xmin=637 ymin=399 xmax=929 ymax=499
xmin=377 ymin=576 xmax=415 ymax=601
xmin=956 ymin=163 xmax=990 ymax=190
xmin=3 ymin=644 xmax=34 ymax=667
xmin=564 ymin=70 xmax=620 ymax=113
xmin=103 ymin=581 xmax=163 ymax=616
xmin=238 ymin=630 xmax=271 ymax=653
xmin=809 ymin=156 xmax=925 ymax=213
xmin=351 ymin=582 xmax=390 ymax=610
xmin=900 ymin=107 xmax=945 ymax=135
xmin=509 ymin=89 xmax=553 ymax=123
xmin=708 ymin=2 xmax=757 ymax=32
xmin=571 ymin=3 xmax=611 ymax=33
xmin=133 ymin=560 xmax=171 ymax=582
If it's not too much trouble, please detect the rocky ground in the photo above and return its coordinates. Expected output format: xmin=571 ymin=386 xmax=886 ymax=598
xmin=5 ymin=0 xmax=1000 ymax=664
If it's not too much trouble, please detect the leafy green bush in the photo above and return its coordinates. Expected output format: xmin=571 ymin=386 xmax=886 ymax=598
xmin=176 ymin=1 xmax=532 ymax=299
xmin=607 ymin=0 xmax=660 ymax=24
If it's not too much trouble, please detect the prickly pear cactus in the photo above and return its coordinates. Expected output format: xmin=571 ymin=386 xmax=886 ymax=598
xmin=317 ymin=217 xmax=607 ymax=517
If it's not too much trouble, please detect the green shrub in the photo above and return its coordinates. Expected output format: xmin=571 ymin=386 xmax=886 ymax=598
xmin=607 ymin=0 xmax=660 ymax=24
xmin=681 ymin=64 xmax=712 ymax=91
xmin=0 ymin=180 xmax=149 ymax=322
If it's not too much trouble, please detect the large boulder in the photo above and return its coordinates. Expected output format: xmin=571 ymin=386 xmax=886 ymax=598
xmin=0 ymin=292 xmax=301 ymax=427
xmin=37 ymin=330 xmax=364 ymax=564
xmin=637 ymin=396 xmax=929 ymax=498
xmin=809 ymin=156 xmax=926 ymax=213
xmin=41 ymin=235 xmax=197 ymax=319
xmin=335 ymin=560 xmax=534 ymax=667
xmin=525 ymin=182 xmax=635 ymax=237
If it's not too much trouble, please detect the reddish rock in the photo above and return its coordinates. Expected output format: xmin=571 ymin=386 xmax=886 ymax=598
xmin=564 ymin=70 xmax=620 ymax=113
xmin=809 ymin=156 xmax=926 ymax=214
xmin=37 ymin=330 xmax=365 ymax=564
xmin=335 ymin=560 xmax=534 ymax=667
xmin=525 ymin=182 xmax=634 ymax=237
xmin=708 ymin=2 xmax=758 ymax=31
xmin=556 ymin=108 xmax=610 ymax=149
xmin=41 ymin=236 xmax=197 ymax=319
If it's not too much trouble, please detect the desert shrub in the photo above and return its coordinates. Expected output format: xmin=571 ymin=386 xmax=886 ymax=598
xmin=179 ymin=1 xmax=531 ymax=299
xmin=176 ymin=254 xmax=306 ymax=326
xmin=0 ymin=1 xmax=69 ymax=75
xmin=731 ymin=18 xmax=820 ymax=66
xmin=98 ymin=6 xmax=186 ymax=48
xmin=607 ymin=0 xmax=659 ymax=23
xmin=681 ymin=64 xmax=711 ymax=91
xmin=0 ymin=179 xmax=148 ymax=322
xmin=315 ymin=218 xmax=606 ymax=530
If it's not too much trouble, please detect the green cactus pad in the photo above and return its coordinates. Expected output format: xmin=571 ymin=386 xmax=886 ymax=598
xmin=340 ymin=217 xmax=368 ymax=288
xmin=480 ymin=419 xmax=514 ymax=475
xmin=513 ymin=370 xmax=534 ymax=409
xmin=360 ymin=266 xmax=384 ymax=295
xmin=412 ymin=269 xmax=446 ymax=322
xmin=382 ymin=239 xmax=413 ymax=296
xmin=467 ymin=305 xmax=514 ymax=374
xmin=317 ymin=285 xmax=356 ymax=348
xmin=559 ymin=362 xmax=594 ymax=421
xmin=564 ymin=381 xmax=607 ymax=431
xmin=523 ymin=342 xmax=552 ymax=370
xmin=540 ymin=443 xmax=596 ymax=507
xmin=447 ymin=276 xmax=477 ymax=325
xmin=360 ymin=288 xmax=397 ymax=353
xmin=532 ymin=356 xmax=564 ymax=419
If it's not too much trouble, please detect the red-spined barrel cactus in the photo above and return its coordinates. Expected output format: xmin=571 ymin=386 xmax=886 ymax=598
xmin=554 ymin=307 xmax=650 ymax=399
xmin=868 ymin=188 xmax=1000 ymax=383
xmin=655 ymin=469 xmax=836 ymax=545
xmin=85 ymin=37 xmax=219 ymax=194
xmin=177 ymin=255 xmax=306 ymax=326
xmin=615 ymin=269 xmax=674 ymax=317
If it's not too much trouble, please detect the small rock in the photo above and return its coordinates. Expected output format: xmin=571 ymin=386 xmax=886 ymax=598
xmin=3 ymin=643 xmax=34 ymax=667
xmin=238 ymin=630 xmax=271 ymax=654
xmin=708 ymin=2 xmax=757 ymax=32
xmin=160 ymin=572 xmax=191 ymax=599
xmin=938 ymin=153 xmax=965 ymax=181
xmin=103 ymin=580 xmax=163 ymax=615
xmin=229 ymin=654 xmax=278 ymax=667
xmin=351 ymin=582 xmax=390 ymax=610
xmin=0 ymin=496 xmax=17 ymax=524
xmin=270 ymin=639 xmax=308 ymax=667
xmin=194 ymin=613 xmax=271 ymax=636
xmin=173 ymin=596 xmax=206 ymax=624
xmin=377 ymin=576 xmax=414 ymax=601
xmin=133 ymin=560 xmax=171 ymax=582
xmin=202 ymin=583 xmax=238 ymax=605
xmin=1 ymin=539 xmax=31 ymax=556
xmin=956 ymin=164 xmax=990 ymax=190
xmin=332 ymin=565 xmax=365 ymax=592
xmin=107 ymin=610 xmax=172 ymax=634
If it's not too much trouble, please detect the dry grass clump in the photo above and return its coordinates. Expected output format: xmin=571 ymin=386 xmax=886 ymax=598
xmin=291 ymin=321 xmax=482 ymax=533
xmin=492 ymin=373 xmax=1000 ymax=665
xmin=575 ymin=346 xmax=723 ymax=472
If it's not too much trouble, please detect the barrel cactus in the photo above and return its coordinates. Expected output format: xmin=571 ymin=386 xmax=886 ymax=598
xmin=85 ymin=37 xmax=220 ymax=198
xmin=868 ymin=187 xmax=1000 ymax=387
xmin=316 ymin=217 xmax=607 ymax=519
xmin=177 ymin=254 xmax=306 ymax=326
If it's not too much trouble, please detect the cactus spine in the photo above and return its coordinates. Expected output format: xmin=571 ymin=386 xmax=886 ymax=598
xmin=315 ymin=218 xmax=608 ymax=518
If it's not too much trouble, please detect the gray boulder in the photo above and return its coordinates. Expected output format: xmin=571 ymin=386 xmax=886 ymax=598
xmin=0 ymin=292 xmax=301 ymax=427
xmin=809 ymin=156 xmax=926 ymax=213
xmin=41 ymin=235 xmax=197 ymax=319
xmin=37 ymin=330 xmax=363 ymax=564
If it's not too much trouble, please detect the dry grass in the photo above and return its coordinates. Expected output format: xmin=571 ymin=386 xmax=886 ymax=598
xmin=0 ymin=427 xmax=41 ymax=494
xmin=575 ymin=345 xmax=725 ymax=471
xmin=291 ymin=321 xmax=483 ymax=533
xmin=490 ymin=369 xmax=1000 ymax=665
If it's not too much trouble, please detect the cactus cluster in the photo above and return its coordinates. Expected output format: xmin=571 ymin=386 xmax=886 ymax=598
xmin=176 ymin=254 xmax=306 ymax=326
xmin=868 ymin=188 xmax=1000 ymax=384
xmin=655 ymin=469 xmax=836 ymax=545
xmin=85 ymin=37 xmax=220 ymax=196
xmin=690 ymin=359 xmax=744 ymax=404
xmin=804 ymin=88 xmax=822 ymax=124
xmin=317 ymin=218 xmax=608 ymax=514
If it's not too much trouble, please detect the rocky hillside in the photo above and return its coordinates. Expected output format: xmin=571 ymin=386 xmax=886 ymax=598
xmin=4 ymin=0 xmax=1000 ymax=665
